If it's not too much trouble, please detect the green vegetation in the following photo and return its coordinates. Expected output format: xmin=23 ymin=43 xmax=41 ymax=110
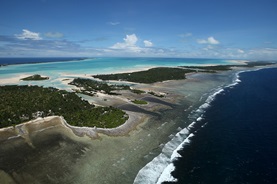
xmin=94 ymin=62 xmax=275 ymax=84
xmin=93 ymin=67 xmax=195 ymax=84
xmin=183 ymin=65 xmax=233 ymax=72
xmin=148 ymin=91 xmax=165 ymax=98
xmin=69 ymin=78 xmax=130 ymax=96
xmin=0 ymin=85 xmax=128 ymax=128
xmin=244 ymin=61 xmax=275 ymax=67
xmin=1 ymin=62 xmax=274 ymax=128
xmin=67 ymin=106 xmax=128 ymax=128
xmin=131 ymin=89 xmax=145 ymax=94
xmin=181 ymin=61 xmax=275 ymax=72
xmin=131 ymin=99 xmax=148 ymax=105
xmin=21 ymin=74 xmax=49 ymax=81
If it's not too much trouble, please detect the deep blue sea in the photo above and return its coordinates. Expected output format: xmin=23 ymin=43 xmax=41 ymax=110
xmin=0 ymin=57 xmax=86 ymax=65
xmin=0 ymin=57 xmax=234 ymax=66
xmin=167 ymin=68 xmax=277 ymax=184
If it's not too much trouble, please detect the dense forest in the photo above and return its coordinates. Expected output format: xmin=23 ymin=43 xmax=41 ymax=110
xmin=93 ymin=67 xmax=195 ymax=83
xmin=21 ymin=74 xmax=49 ymax=81
xmin=0 ymin=85 xmax=128 ymax=128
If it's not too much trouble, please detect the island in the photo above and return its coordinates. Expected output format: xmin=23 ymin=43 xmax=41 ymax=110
xmin=93 ymin=61 xmax=275 ymax=84
xmin=93 ymin=67 xmax=196 ymax=83
xmin=131 ymin=99 xmax=148 ymax=105
xmin=20 ymin=74 xmax=49 ymax=81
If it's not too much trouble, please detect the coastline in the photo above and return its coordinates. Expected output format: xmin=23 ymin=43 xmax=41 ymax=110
xmin=0 ymin=63 xmax=276 ymax=184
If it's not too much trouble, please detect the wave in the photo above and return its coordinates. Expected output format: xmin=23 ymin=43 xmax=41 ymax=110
xmin=133 ymin=127 xmax=190 ymax=184
xmin=226 ymin=71 xmax=242 ymax=88
xmin=157 ymin=133 xmax=195 ymax=184
xmin=134 ymin=71 xmax=244 ymax=184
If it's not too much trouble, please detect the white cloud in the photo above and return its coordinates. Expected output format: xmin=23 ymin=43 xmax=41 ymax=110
xmin=179 ymin=33 xmax=192 ymax=38
xmin=124 ymin=34 xmax=138 ymax=45
xmin=144 ymin=40 xmax=153 ymax=47
xmin=203 ymin=45 xmax=214 ymax=51
xmin=15 ymin=29 xmax=42 ymax=40
xmin=108 ymin=22 xmax=120 ymax=26
xmin=237 ymin=49 xmax=245 ymax=53
xmin=45 ymin=32 xmax=64 ymax=38
xmin=247 ymin=48 xmax=277 ymax=60
xmin=111 ymin=34 xmax=139 ymax=51
xmin=197 ymin=36 xmax=220 ymax=45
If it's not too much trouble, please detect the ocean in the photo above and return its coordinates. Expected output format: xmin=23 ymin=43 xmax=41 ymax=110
xmin=158 ymin=67 xmax=277 ymax=183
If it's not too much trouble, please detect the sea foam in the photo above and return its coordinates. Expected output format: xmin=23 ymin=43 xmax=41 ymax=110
xmin=157 ymin=133 xmax=195 ymax=183
xmin=133 ymin=128 xmax=189 ymax=184
xmin=134 ymin=76 xmax=237 ymax=184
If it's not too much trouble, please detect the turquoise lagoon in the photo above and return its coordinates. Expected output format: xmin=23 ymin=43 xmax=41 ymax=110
xmin=0 ymin=57 xmax=238 ymax=88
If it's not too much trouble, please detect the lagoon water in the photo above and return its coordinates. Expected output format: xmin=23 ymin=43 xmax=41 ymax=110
xmin=0 ymin=57 xmax=234 ymax=76
xmin=0 ymin=57 xmax=236 ymax=90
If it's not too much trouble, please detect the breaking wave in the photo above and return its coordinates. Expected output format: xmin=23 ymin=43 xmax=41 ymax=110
xmin=134 ymin=71 xmax=243 ymax=184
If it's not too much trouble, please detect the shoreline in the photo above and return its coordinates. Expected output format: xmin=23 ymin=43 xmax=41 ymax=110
xmin=1 ymin=64 xmax=276 ymax=139
xmin=0 ymin=111 xmax=149 ymax=143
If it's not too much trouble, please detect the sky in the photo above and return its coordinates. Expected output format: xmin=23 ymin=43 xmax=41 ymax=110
xmin=0 ymin=0 xmax=277 ymax=60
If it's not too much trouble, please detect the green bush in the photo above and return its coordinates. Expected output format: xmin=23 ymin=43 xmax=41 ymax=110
xmin=0 ymin=85 xmax=128 ymax=128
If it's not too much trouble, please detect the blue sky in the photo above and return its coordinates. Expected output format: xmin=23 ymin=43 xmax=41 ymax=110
xmin=0 ymin=0 xmax=277 ymax=60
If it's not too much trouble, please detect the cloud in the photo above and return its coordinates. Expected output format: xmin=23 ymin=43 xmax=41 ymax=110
xmin=197 ymin=36 xmax=220 ymax=44
xmin=108 ymin=22 xmax=120 ymax=26
xmin=0 ymin=35 xmax=18 ymax=42
xmin=15 ymin=29 xmax=42 ymax=40
xmin=179 ymin=33 xmax=192 ymax=38
xmin=123 ymin=34 xmax=138 ymax=45
xmin=247 ymin=48 xmax=277 ymax=60
xmin=203 ymin=45 xmax=214 ymax=51
xmin=0 ymin=31 xmax=83 ymax=57
xmin=111 ymin=34 xmax=139 ymax=51
xmin=179 ymin=33 xmax=193 ymax=43
xmin=45 ymin=32 xmax=64 ymax=38
xmin=237 ymin=49 xmax=245 ymax=53
xmin=144 ymin=40 xmax=153 ymax=47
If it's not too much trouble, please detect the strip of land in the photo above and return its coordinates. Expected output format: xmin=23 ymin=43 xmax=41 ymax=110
xmin=20 ymin=74 xmax=49 ymax=81
xmin=0 ymin=61 xmax=275 ymax=134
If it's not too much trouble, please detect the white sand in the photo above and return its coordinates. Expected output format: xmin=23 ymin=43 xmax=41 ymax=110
xmin=0 ymin=74 xmax=29 ymax=85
